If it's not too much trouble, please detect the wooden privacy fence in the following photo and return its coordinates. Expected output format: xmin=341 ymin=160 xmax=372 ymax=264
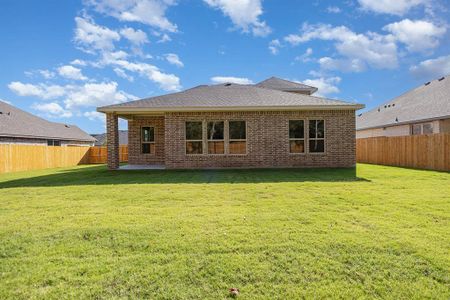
xmin=0 ymin=145 xmax=129 ymax=174
xmin=357 ymin=133 xmax=450 ymax=171
xmin=87 ymin=145 xmax=128 ymax=164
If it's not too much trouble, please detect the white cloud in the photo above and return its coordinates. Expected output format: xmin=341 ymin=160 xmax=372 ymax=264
xmin=211 ymin=76 xmax=254 ymax=85
xmin=410 ymin=55 xmax=450 ymax=79
xmin=268 ymin=39 xmax=281 ymax=55
xmin=64 ymin=82 xmax=137 ymax=109
xmin=84 ymin=110 xmax=105 ymax=122
xmin=204 ymin=0 xmax=271 ymax=37
xmin=114 ymin=68 xmax=134 ymax=81
xmin=120 ymin=27 xmax=149 ymax=45
xmin=302 ymin=77 xmax=341 ymax=97
xmin=327 ymin=6 xmax=341 ymax=13
xmin=57 ymin=65 xmax=88 ymax=80
xmin=164 ymin=53 xmax=183 ymax=67
xmin=39 ymin=69 xmax=56 ymax=79
xmin=70 ymin=59 xmax=88 ymax=66
xmin=99 ymin=52 xmax=181 ymax=91
xmin=85 ymin=0 xmax=178 ymax=32
xmin=383 ymin=19 xmax=446 ymax=52
xmin=318 ymin=57 xmax=366 ymax=72
xmin=285 ymin=23 xmax=398 ymax=71
xmin=358 ymin=0 xmax=427 ymax=15
xmin=74 ymin=15 xmax=121 ymax=53
xmin=8 ymin=82 xmax=66 ymax=99
xmin=32 ymin=102 xmax=73 ymax=118
xmin=157 ymin=33 xmax=171 ymax=43
xmin=295 ymin=48 xmax=313 ymax=63
xmin=9 ymin=81 xmax=137 ymax=110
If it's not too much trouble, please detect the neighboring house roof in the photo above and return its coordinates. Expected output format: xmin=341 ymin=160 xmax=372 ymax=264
xmin=98 ymin=79 xmax=363 ymax=113
xmin=255 ymin=77 xmax=318 ymax=94
xmin=91 ymin=130 xmax=128 ymax=146
xmin=357 ymin=76 xmax=450 ymax=130
xmin=0 ymin=101 xmax=96 ymax=142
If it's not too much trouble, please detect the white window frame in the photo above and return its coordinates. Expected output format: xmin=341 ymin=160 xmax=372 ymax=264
xmin=288 ymin=119 xmax=306 ymax=154
xmin=308 ymin=119 xmax=326 ymax=154
xmin=185 ymin=121 xmax=204 ymax=155
xmin=207 ymin=120 xmax=225 ymax=155
xmin=228 ymin=120 xmax=247 ymax=155
xmin=141 ymin=126 xmax=155 ymax=155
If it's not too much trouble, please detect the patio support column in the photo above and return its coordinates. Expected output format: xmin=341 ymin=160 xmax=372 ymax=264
xmin=106 ymin=112 xmax=119 ymax=170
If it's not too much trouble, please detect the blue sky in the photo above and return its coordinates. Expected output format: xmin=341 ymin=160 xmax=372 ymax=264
xmin=1 ymin=0 xmax=449 ymax=133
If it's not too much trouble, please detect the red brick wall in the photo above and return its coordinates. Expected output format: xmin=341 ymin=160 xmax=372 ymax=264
xmin=128 ymin=117 xmax=165 ymax=165
xmin=106 ymin=113 xmax=119 ymax=169
xmin=127 ymin=111 xmax=356 ymax=169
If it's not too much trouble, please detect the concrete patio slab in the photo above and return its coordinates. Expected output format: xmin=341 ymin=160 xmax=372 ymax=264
xmin=118 ymin=164 xmax=166 ymax=170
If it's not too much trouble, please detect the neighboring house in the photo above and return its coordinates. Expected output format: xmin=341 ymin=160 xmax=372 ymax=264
xmin=97 ymin=77 xmax=364 ymax=169
xmin=356 ymin=75 xmax=450 ymax=138
xmin=91 ymin=130 xmax=128 ymax=146
xmin=0 ymin=100 xmax=95 ymax=146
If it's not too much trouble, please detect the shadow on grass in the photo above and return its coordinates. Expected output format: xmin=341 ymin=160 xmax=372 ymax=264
xmin=0 ymin=164 xmax=369 ymax=188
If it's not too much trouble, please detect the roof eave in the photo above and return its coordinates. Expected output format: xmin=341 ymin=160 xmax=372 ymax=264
xmin=356 ymin=114 xmax=450 ymax=131
xmin=0 ymin=133 xmax=95 ymax=142
xmin=97 ymin=104 xmax=365 ymax=114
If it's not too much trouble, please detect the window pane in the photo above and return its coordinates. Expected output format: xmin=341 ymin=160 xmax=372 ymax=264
xmin=229 ymin=141 xmax=246 ymax=154
xmin=186 ymin=141 xmax=203 ymax=154
xmin=207 ymin=121 xmax=224 ymax=140
xmin=142 ymin=127 xmax=154 ymax=142
xmin=309 ymin=120 xmax=316 ymax=138
xmin=412 ymin=124 xmax=421 ymax=135
xmin=290 ymin=140 xmax=304 ymax=153
xmin=229 ymin=121 xmax=246 ymax=140
xmin=289 ymin=120 xmax=304 ymax=139
xmin=316 ymin=120 xmax=325 ymax=138
xmin=47 ymin=140 xmax=53 ymax=146
xmin=309 ymin=120 xmax=324 ymax=138
xmin=208 ymin=141 xmax=224 ymax=154
xmin=142 ymin=143 xmax=151 ymax=154
xmin=54 ymin=141 xmax=61 ymax=146
xmin=423 ymin=123 xmax=433 ymax=134
xmin=309 ymin=140 xmax=325 ymax=153
xmin=186 ymin=122 xmax=203 ymax=140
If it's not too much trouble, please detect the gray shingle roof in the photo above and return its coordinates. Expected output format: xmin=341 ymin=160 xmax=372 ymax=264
xmin=98 ymin=81 xmax=362 ymax=112
xmin=0 ymin=101 xmax=95 ymax=142
xmin=255 ymin=77 xmax=318 ymax=94
xmin=92 ymin=130 xmax=128 ymax=146
xmin=356 ymin=76 xmax=450 ymax=130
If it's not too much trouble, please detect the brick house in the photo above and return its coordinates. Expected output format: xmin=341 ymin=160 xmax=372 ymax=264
xmin=0 ymin=100 xmax=95 ymax=146
xmin=97 ymin=77 xmax=364 ymax=169
xmin=357 ymin=75 xmax=450 ymax=138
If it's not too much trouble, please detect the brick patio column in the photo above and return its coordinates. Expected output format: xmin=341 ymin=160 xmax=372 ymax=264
xmin=106 ymin=113 xmax=119 ymax=170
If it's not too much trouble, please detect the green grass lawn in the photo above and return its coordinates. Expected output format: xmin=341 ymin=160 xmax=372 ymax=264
xmin=0 ymin=164 xmax=449 ymax=299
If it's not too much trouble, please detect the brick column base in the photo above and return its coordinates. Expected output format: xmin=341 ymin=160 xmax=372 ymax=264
xmin=106 ymin=113 xmax=119 ymax=170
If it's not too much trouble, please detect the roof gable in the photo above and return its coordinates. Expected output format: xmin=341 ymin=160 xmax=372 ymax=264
xmin=255 ymin=77 xmax=318 ymax=94
xmin=0 ymin=101 xmax=95 ymax=142
xmin=357 ymin=76 xmax=450 ymax=130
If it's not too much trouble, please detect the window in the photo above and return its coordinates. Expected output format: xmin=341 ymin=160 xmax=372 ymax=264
xmin=207 ymin=121 xmax=224 ymax=154
xmin=186 ymin=121 xmax=203 ymax=154
xmin=229 ymin=121 xmax=246 ymax=154
xmin=309 ymin=120 xmax=325 ymax=153
xmin=47 ymin=140 xmax=61 ymax=146
xmin=289 ymin=120 xmax=305 ymax=153
xmin=141 ymin=127 xmax=155 ymax=154
xmin=412 ymin=123 xmax=433 ymax=135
